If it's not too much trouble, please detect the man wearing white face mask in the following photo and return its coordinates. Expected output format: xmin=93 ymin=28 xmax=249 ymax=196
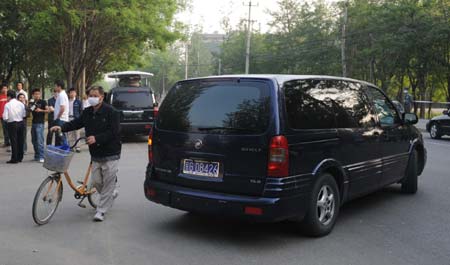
xmin=51 ymin=86 xmax=121 ymax=222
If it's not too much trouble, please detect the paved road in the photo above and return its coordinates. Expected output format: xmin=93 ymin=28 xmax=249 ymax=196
xmin=0 ymin=133 xmax=449 ymax=265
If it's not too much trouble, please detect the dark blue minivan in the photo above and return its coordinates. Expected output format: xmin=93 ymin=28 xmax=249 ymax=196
xmin=144 ymin=75 xmax=426 ymax=237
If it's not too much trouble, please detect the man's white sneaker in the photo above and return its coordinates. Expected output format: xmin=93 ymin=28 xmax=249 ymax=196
xmin=93 ymin=212 xmax=105 ymax=222
xmin=39 ymin=158 xmax=44 ymax=163
xmin=113 ymin=189 xmax=119 ymax=199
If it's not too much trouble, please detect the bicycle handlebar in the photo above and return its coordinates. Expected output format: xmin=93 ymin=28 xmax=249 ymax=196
xmin=70 ymin=137 xmax=87 ymax=150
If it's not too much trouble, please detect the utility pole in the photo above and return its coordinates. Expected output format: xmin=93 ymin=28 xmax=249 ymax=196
xmin=244 ymin=1 xmax=258 ymax=74
xmin=184 ymin=42 xmax=189 ymax=79
xmin=341 ymin=1 xmax=348 ymax=77
xmin=369 ymin=33 xmax=375 ymax=83
xmin=162 ymin=67 xmax=165 ymax=97
xmin=196 ymin=49 xmax=200 ymax=77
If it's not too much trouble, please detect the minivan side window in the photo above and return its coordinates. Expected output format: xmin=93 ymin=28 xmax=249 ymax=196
xmin=365 ymin=87 xmax=400 ymax=126
xmin=283 ymin=79 xmax=373 ymax=129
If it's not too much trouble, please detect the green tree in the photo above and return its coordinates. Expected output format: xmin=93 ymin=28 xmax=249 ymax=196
xmin=141 ymin=46 xmax=185 ymax=99
xmin=32 ymin=0 xmax=182 ymax=90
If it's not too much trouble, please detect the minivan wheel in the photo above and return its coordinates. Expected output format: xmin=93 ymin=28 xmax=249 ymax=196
xmin=401 ymin=150 xmax=418 ymax=194
xmin=430 ymin=123 xmax=441 ymax=139
xmin=301 ymin=173 xmax=340 ymax=237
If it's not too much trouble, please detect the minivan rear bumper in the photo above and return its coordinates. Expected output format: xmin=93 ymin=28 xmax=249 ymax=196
xmin=144 ymin=178 xmax=310 ymax=222
xmin=120 ymin=122 xmax=152 ymax=135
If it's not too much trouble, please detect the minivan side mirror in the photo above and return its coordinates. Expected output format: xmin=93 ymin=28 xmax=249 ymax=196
xmin=404 ymin=113 xmax=418 ymax=125
xmin=443 ymin=110 xmax=449 ymax=116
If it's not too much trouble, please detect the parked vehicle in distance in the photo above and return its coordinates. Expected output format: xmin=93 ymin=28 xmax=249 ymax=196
xmin=106 ymin=71 xmax=158 ymax=136
xmin=426 ymin=109 xmax=450 ymax=139
xmin=144 ymin=75 xmax=427 ymax=237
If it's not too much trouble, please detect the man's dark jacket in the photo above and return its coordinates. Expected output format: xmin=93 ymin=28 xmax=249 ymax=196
xmin=47 ymin=97 xmax=56 ymax=122
xmin=71 ymin=98 xmax=83 ymax=119
xmin=61 ymin=103 xmax=121 ymax=159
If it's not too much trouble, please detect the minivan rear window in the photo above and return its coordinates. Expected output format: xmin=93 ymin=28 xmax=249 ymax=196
xmin=112 ymin=90 xmax=154 ymax=110
xmin=157 ymin=80 xmax=271 ymax=134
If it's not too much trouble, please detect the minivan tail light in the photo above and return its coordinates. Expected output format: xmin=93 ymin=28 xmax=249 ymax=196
xmin=153 ymin=106 xmax=159 ymax=118
xmin=148 ymin=127 xmax=153 ymax=162
xmin=267 ymin=136 xmax=289 ymax=177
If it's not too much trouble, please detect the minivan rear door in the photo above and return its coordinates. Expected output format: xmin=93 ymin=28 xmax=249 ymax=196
xmin=153 ymin=78 xmax=275 ymax=196
xmin=111 ymin=89 xmax=155 ymax=123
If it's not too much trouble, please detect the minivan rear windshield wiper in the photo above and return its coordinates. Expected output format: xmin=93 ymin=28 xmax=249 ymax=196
xmin=197 ymin=126 xmax=258 ymax=133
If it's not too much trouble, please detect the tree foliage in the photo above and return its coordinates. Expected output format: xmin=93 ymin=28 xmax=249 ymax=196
xmin=218 ymin=0 xmax=450 ymax=116
xmin=0 ymin=0 xmax=183 ymax=95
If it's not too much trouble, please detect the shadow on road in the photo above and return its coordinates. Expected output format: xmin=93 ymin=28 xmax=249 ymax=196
xmin=151 ymin=185 xmax=407 ymax=244
xmin=339 ymin=185 xmax=404 ymax=220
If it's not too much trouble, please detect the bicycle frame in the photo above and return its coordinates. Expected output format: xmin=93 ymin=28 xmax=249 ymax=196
xmin=64 ymin=162 xmax=94 ymax=195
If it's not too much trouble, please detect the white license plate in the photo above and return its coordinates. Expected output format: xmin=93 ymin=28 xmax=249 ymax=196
xmin=182 ymin=159 xmax=220 ymax=178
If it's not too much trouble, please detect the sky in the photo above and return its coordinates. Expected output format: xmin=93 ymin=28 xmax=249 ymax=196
xmin=177 ymin=0 xmax=338 ymax=34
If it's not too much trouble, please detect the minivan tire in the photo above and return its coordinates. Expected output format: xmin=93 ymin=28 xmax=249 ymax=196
xmin=401 ymin=150 xmax=418 ymax=194
xmin=300 ymin=173 xmax=340 ymax=237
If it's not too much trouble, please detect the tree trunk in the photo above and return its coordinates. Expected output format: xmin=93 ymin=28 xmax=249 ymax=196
xmin=66 ymin=68 xmax=73 ymax=91
xmin=447 ymin=74 xmax=450 ymax=104
xmin=418 ymin=72 xmax=426 ymax=119
xmin=396 ymin=74 xmax=404 ymax=102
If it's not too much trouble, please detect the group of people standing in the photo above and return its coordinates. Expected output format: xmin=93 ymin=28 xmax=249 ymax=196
xmin=1 ymin=81 xmax=121 ymax=222
xmin=0 ymin=80 xmax=87 ymax=164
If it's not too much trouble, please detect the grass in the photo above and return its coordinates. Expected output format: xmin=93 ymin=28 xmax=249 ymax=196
xmin=424 ymin=111 xmax=446 ymax=119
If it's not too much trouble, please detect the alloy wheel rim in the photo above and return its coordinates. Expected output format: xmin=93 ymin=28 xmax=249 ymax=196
xmin=431 ymin=124 xmax=437 ymax=138
xmin=316 ymin=185 xmax=335 ymax=226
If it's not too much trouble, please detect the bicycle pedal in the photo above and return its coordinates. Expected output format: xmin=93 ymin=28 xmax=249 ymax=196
xmin=77 ymin=202 xmax=87 ymax=208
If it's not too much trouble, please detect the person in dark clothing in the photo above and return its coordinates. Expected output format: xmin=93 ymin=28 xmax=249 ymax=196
xmin=46 ymin=90 xmax=57 ymax=145
xmin=3 ymin=90 xmax=25 ymax=163
xmin=51 ymin=86 xmax=121 ymax=222
xmin=17 ymin=94 xmax=28 ymax=154
xmin=30 ymin=88 xmax=48 ymax=162
xmin=68 ymin=87 xmax=83 ymax=152
xmin=403 ymin=88 xmax=413 ymax=113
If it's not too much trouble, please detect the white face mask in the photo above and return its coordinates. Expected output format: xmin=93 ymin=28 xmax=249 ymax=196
xmin=88 ymin=97 xmax=100 ymax=106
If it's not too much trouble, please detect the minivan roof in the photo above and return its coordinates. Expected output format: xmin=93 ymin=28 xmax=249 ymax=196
xmin=110 ymin=86 xmax=154 ymax=92
xmin=181 ymin=74 xmax=377 ymax=88
xmin=108 ymin=71 xmax=154 ymax=79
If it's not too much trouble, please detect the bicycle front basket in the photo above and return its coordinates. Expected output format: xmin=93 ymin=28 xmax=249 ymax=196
xmin=43 ymin=145 xmax=74 ymax=172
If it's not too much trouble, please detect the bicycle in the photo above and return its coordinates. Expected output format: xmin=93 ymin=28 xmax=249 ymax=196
xmin=32 ymin=137 xmax=99 ymax=225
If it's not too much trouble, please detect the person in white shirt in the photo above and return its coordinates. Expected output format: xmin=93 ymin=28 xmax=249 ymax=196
xmin=2 ymin=90 xmax=26 ymax=163
xmin=53 ymin=80 xmax=69 ymax=146
xmin=16 ymin=82 xmax=28 ymax=103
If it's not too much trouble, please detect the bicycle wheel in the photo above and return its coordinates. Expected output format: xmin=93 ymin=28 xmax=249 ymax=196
xmin=32 ymin=176 xmax=63 ymax=225
xmin=87 ymin=188 xmax=99 ymax=209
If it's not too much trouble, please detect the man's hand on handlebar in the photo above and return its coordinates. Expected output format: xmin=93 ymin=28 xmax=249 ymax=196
xmin=86 ymin=136 xmax=96 ymax=145
xmin=50 ymin=126 xmax=62 ymax=133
